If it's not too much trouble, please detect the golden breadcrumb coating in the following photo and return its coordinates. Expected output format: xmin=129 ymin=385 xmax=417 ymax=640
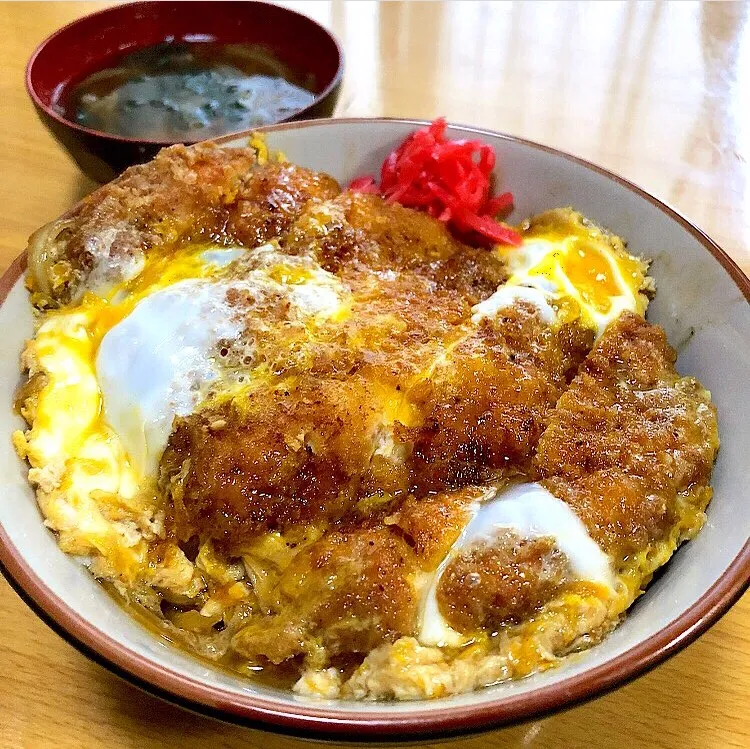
xmin=535 ymin=312 xmax=719 ymax=563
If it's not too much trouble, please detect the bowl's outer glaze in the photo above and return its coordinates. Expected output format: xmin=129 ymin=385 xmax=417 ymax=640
xmin=0 ymin=119 xmax=748 ymax=741
xmin=26 ymin=1 xmax=343 ymax=182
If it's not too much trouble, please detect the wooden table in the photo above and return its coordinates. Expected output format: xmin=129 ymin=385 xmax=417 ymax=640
xmin=0 ymin=2 xmax=748 ymax=747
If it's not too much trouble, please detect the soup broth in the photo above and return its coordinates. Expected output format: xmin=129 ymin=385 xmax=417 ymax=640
xmin=63 ymin=41 xmax=316 ymax=141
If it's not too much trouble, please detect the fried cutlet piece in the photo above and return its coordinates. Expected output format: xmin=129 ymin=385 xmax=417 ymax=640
xmin=221 ymin=247 xmax=474 ymax=383
xmin=436 ymin=531 xmax=572 ymax=631
xmin=163 ymin=374 xmax=408 ymax=546
xmin=27 ymin=143 xmax=257 ymax=307
xmin=26 ymin=144 xmax=342 ymax=309
xmin=225 ymin=162 xmax=341 ymax=247
xmin=162 ymin=305 xmax=592 ymax=547
xmin=284 ymin=192 xmax=465 ymax=270
xmin=386 ymin=487 xmax=484 ymax=570
xmin=541 ymin=471 xmax=680 ymax=563
xmin=423 ymin=313 xmax=717 ymax=638
xmin=284 ymin=192 xmax=508 ymax=305
xmin=231 ymin=524 xmax=418 ymax=664
xmin=534 ymin=312 xmax=717 ymax=487
xmin=534 ymin=312 xmax=719 ymax=563
xmin=394 ymin=489 xmax=578 ymax=636
xmin=400 ymin=305 xmax=594 ymax=492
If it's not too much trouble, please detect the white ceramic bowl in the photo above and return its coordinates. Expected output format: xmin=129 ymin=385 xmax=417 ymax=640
xmin=1 ymin=118 xmax=748 ymax=741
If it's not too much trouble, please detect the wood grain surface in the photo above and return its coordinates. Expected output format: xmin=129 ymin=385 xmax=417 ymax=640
xmin=0 ymin=3 xmax=748 ymax=748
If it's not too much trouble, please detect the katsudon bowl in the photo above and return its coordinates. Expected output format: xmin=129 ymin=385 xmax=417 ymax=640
xmin=0 ymin=118 xmax=748 ymax=741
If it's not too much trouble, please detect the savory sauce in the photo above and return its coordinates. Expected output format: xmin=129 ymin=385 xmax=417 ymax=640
xmin=63 ymin=42 xmax=316 ymax=141
xmin=108 ymin=582 xmax=317 ymax=691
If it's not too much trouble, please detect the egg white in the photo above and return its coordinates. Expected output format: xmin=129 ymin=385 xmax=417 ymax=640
xmin=417 ymin=483 xmax=616 ymax=647
xmin=96 ymin=278 xmax=245 ymax=476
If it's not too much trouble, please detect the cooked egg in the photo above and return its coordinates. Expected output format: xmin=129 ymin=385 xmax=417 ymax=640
xmin=97 ymin=247 xmax=346 ymax=476
xmin=96 ymin=278 xmax=245 ymax=476
xmin=15 ymin=240 xmax=348 ymax=573
xmin=471 ymin=285 xmax=556 ymax=325
xmin=417 ymin=482 xmax=615 ymax=647
xmin=477 ymin=211 xmax=650 ymax=336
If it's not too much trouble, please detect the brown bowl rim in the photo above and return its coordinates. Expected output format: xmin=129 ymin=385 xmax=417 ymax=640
xmin=1 ymin=117 xmax=749 ymax=742
xmin=24 ymin=0 xmax=345 ymax=147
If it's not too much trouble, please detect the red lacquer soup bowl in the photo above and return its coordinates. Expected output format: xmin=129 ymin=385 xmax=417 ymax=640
xmin=26 ymin=1 xmax=343 ymax=182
